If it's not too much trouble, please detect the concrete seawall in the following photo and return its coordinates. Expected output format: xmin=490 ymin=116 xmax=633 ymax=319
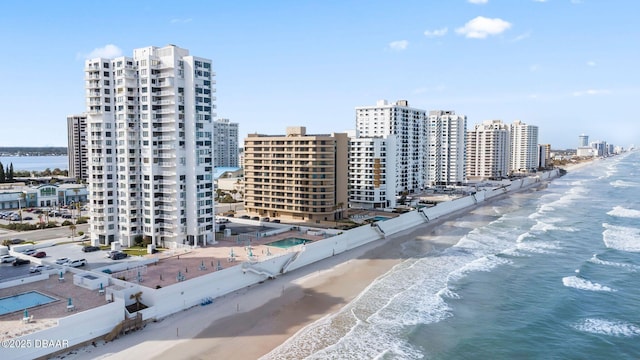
xmin=9 ymin=169 xmax=559 ymax=360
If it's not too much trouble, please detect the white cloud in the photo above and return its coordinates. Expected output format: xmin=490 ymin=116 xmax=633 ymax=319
xmin=81 ymin=44 xmax=123 ymax=59
xmin=468 ymin=0 xmax=488 ymax=4
xmin=424 ymin=27 xmax=448 ymax=38
xmin=389 ymin=40 xmax=409 ymax=51
xmin=587 ymin=60 xmax=596 ymax=66
xmin=170 ymin=18 xmax=193 ymax=24
xmin=533 ymin=0 xmax=548 ymax=2
xmin=573 ymin=89 xmax=611 ymax=96
xmin=456 ymin=16 xmax=512 ymax=39
xmin=512 ymin=31 xmax=531 ymax=42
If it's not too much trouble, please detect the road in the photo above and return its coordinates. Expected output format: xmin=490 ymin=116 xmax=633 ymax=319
xmin=0 ymin=223 xmax=89 ymax=243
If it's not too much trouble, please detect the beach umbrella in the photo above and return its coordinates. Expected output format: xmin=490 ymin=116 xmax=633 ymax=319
xmin=68 ymin=298 xmax=73 ymax=307
xmin=24 ymin=309 xmax=28 ymax=318
xmin=230 ymin=248 xmax=235 ymax=258
xmin=266 ymin=247 xmax=272 ymax=256
xmin=248 ymin=247 xmax=253 ymax=257
xmin=100 ymin=283 xmax=103 ymax=291
xmin=217 ymin=260 xmax=222 ymax=271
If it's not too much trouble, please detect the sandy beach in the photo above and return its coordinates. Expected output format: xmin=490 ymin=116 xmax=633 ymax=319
xmin=55 ymin=192 xmax=509 ymax=360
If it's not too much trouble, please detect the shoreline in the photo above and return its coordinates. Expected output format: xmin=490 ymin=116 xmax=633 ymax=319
xmin=62 ymin=186 xmax=531 ymax=360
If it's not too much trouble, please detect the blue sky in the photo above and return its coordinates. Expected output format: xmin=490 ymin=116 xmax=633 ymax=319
xmin=0 ymin=0 xmax=638 ymax=149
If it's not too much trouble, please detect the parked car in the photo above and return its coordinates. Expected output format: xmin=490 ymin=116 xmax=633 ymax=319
xmin=272 ymin=219 xmax=281 ymax=223
xmin=13 ymin=258 xmax=30 ymax=266
xmin=23 ymin=249 xmax=37 ymax=256
xmin=55 ymin=257 xmax=70 ymax=265
xmin=251 ymin=216 xmax=260 ymax=221
xmin=10 ymin=238 xmax=24 ymax=244
xmin=82 ymin=246 xmax=101 ymax=253
xmin=62 ymin=214 xmax=72 ymax=219
xmin=23 ymin=216 xmax=33 ymax=220
xmin=0 ymin=255 xmax=16 ymax=263
xmin=240 ymin=215 xmax=250 ymax=219
xmin=105 ymin=251 xmax=119 ymax=258
xmin=33 ymin=251 xmax=47 ymax=258
xmin=261 ymin=217 xmax=270 ymax=222
xmin=29 ymin=264 xmax=52 ymax=273
xmin=111 ymin=252 xmax=128 ymax=260
xmin=65 ymin=259 xmax=87 ymax=267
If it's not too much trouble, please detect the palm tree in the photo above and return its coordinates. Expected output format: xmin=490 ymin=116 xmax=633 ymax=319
xmin=38 ymin=214 xmax=44 ymax=230
xmin=70 ymin=224 xmax=77 ymax=243
xmin=18 ymin=192 xmax=26 ymax=224
xmin=129 ymin=291 xmax=143 ymax=311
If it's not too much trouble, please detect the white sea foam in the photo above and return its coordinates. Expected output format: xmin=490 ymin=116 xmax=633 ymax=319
xmin=562 ymin=276 xmax=616 ymax=292
xmin=573 ymin=318 xmax=640 ymax=337
xmin=610 ymin=180 xmax=639 ymax=188
xmin=516 ymin=240 xmax=562 ymax=254
xmin=531 ymin=220 xmax=576 ymax=233
xmin=602 ymin=223 xmax=640 ymax=252
xmin=589 ymin=254 xmax=640 ymax=271
xmin=607 ymin=206 xmax=640 ymax=219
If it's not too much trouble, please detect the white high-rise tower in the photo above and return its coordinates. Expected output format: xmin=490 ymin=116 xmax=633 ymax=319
xmin=85 ymin=44 xmax=215 ymax=247
xmin=510 ymin=120 xmax=539 ymax=173
xmin=466 ymin=120 xmax=510 ymax=180
xmin=355 ymin=100 xmax=427 ymax=195
xmin=428 ymin=110 xmax=467 ymax=186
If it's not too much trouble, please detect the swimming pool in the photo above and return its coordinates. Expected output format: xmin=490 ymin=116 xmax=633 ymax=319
xmin=267 ymin=238 xmax=313 ymax=248
xmin=0 ymin=291 xmax=57 ymax=316
xmin=372 ymin=216 xmax=391 ymax=221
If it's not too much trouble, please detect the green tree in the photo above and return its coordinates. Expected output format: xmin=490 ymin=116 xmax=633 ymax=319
xmin=7 ymin=163 xmax=14 ymax=182
xmin=70 ymin=223 xmax=77 ymax=243
xmin=0 ymin=161 xmax=5 ymax=182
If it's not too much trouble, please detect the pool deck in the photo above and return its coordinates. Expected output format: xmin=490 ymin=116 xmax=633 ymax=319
xmin=0 ymin=228 xmax=326 ymax=341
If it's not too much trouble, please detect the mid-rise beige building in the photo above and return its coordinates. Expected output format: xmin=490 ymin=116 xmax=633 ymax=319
xmin=244 ymin=126 xmax=348 ymax=221
xmin=466 ymin=120 xmax=510 ymax=180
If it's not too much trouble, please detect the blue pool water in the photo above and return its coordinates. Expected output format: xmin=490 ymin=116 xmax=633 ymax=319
xmin=267 ymin=238 xmax=313 ymax=248
xmin=0 ymin=291 xmax=57 ymax=316
xmin=372 ymin=216 xmax=391 ymax=221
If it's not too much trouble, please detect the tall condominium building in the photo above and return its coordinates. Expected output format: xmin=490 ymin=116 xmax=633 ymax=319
xmin=355 ymin=100 xmax=427 ymax=195
xmin=85 ymin=44 xmax=215 ymax=247
xmin=428 ymin=110 xmax=467 ymax=186
xmin=538 ymin=144 xmax=551 ymax=169
xmin=466 ymin=120 xmax=509 ymax=180
xmin=214 ymin=118 xmax=239 ymax=167
xmin=349 ymin=134 xmax=397 ymax=209
xmin=578 ymin=133 xmax=589 ymax=147
xmin=510 ymin=120 xmax=539 ymax=173
xmin=67 ymin=113 xmax=88 ymax=182
xmin=244 ymin=126 xmax=348 ymax=221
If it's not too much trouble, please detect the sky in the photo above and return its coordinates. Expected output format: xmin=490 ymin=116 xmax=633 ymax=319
xmin=0 ymin=0 xmax=638 ymax=150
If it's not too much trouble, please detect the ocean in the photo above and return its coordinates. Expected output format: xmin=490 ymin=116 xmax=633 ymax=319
xmin=0 ymin=155 xmax=68 ymax=172
xmin=264 ymin=151 xmax=640 ymax=359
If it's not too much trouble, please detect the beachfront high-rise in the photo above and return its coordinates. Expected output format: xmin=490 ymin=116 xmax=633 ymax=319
xmin=355 ymin=100 xmax=427 ymax=195
xmin=214 ymin=118 xmax=239 ymax=167
xmin=84 ymin=44 xmax=215 ymax=247
xmin=243 ymin=126 xmax=348 ymax=221
xmin=466 ymin=120 xmax=510 ymax=180
xmin=509 ymin=120 xmax=539 ymax=173
xmin=578 ymin=133 xmax=589 ymax=147
xmin=348 ymin=134 xmax=397 ymax=209
xmin=67 ymin=113 xmax=88 ymax=182
xmin=428 ymin=110 xmax=467 ymax=186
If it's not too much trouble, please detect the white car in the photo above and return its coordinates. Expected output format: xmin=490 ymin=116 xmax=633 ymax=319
xmin=65 ymin=259 xmax=87 ymax=267
xmin=0 ymin=255 xmax=16 ymax=263
xmin=55 ymin=257 xmax=71 ymax=265
xmin=29 ymin=264 xmax=52 ymax=273
xmin=23 ymin=249 xmax=37 ymax=256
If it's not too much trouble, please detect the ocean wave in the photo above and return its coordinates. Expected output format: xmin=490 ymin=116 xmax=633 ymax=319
xmin=589 ymin=254 xmax=640 ymax=271
xmin=610 ymin=180 xmax=639 ymax=188
xmin=531 ymin=220 xmax=576 ymax=233
xmin=516 ymin=241 xmax=562 ymax=254
xmin=562 ymin=276 xmax=616 ymax=292
xmin=573 ymin=318 xmax=640 ymax=337
xmin=607 ymin=206 xmax=640 ymax=219
xmin=602 ymin=223 xmax=640 ymax=253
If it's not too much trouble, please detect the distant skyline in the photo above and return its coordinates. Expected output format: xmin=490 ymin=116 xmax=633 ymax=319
xmin=0 ymin=0 xmax=638 ymax=149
